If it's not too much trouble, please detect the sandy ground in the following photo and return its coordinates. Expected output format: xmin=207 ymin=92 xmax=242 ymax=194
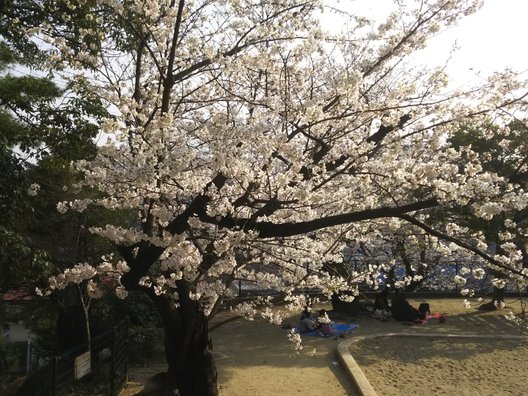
xmin=350 ymin=337 xmax=528 ymax=396
xmin=348 ymin=297 xmax=528 ymax=396
xmin=121 ymin=297 xmax=528 ymax=396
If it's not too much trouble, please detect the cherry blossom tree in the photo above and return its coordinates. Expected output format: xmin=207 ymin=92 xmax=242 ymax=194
xmin=18 ymin=0 xmax=528 ymax=394
xmin=446 ymin=121 xmax=528 ymax=309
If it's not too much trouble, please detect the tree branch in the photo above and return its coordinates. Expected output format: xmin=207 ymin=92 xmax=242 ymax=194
xmin=398 ymin=214 xmax=528 ymax=278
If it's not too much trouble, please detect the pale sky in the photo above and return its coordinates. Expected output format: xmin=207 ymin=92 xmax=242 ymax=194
xmin=10 ymin=1 xmax=528 ymax=90
xmin=326 ymin=0 xmax=528 ymax=87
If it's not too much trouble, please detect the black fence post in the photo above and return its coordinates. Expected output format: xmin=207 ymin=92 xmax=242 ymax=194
xmin=124 ymin=316 xmax=129 ymax=386
xmin=51 ymin=356 xmax=57 ymax=396
xmin=110 ymin=326 xmax=115 ymax=396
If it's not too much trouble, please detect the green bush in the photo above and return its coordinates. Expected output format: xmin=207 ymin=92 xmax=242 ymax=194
xmin=0 ymin=338 xmax=24 ymax=388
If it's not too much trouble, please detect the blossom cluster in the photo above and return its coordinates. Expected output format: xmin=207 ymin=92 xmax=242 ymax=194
xmin=22 ymin=0 xmax=528 ymax=336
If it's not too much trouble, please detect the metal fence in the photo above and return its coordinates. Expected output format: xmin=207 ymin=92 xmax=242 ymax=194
xmin=16 ymin=317 xmax=128 ymax=396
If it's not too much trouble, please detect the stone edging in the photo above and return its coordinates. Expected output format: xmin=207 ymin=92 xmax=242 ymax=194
xmin=337 ymin=332 xmax=528 ymax=396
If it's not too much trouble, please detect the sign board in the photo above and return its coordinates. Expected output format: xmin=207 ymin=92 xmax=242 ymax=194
xmin=74 ymin=351 xmax=91 ymax=380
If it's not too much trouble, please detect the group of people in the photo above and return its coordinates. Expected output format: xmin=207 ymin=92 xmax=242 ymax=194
xmin=297 ymin=289 xmax=432 ymax=334
xmin=374 ymin=287 xmax=430 ymax=323
xmin=297 ymin=308 xmax=336 ymax=335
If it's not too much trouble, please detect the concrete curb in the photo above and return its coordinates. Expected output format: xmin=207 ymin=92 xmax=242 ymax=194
xmin=337 ymin=332 xmax=528 ymax=396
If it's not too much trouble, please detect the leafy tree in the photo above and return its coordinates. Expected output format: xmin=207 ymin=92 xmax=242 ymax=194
xmin=18 ymin=1 xmax=528 ymax=395
xmin=444 ymin=122 xmax=528 ymax=307
xmin=0 ymin=2 xmax=114 ymax=365
xmin=0 ymin=13 xmax=109 ymax=291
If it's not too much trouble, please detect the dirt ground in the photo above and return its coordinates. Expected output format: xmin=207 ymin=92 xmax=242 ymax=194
xmin=350 ymin=337 xmax=528 ymax=396
xmin=120 ymin=297 xmax=528 ymax=396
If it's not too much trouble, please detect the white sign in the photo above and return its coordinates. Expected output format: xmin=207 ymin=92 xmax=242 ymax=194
xmin=74 ymin=351 xmax=91 ymax=380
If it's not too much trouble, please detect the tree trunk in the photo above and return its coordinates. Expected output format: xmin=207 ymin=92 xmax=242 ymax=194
xmin=397 ymin=241 xmax=425 ymax=292
xmin=77 ymin=284 xmax=91 ymax=352
xmin=479 ymin=286 xmax=506 ymax=311
xmin=148 ymin=292 xmax=218 ymax=396
xmin=331 ymin=292 xmax=364 ymax=314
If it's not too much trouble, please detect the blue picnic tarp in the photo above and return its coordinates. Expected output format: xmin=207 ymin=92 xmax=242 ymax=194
xmin=295 ymin=323 xmax=359 ymax=337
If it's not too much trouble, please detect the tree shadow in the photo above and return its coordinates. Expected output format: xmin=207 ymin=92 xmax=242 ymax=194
xmin=210 ymin=308 xmax=358 ymax=393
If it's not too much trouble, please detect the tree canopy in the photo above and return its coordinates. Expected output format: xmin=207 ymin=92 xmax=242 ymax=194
xmin=9 ymin=1 xmax=528 ymax=394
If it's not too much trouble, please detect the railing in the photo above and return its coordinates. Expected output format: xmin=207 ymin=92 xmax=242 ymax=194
xmin=16 ymin=317 xmax=128 ymax=396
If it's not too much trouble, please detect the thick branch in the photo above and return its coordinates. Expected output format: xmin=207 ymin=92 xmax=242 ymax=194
xmin=192 ymin=198 xmax=438 ymax=239
xmin=367 ymin=113 xmax=412 ymax=145
xmin=119 ymin=242 xmax=165 ymax=290
xmin=167 ymin=173 xmax=227 ymax=235
xmin=254 ymin=199 xmax=439 ymax=238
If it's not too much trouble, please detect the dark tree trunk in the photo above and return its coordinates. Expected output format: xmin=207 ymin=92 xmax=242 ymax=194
xmin=147 ymin=290 xmax=218 ymax=396
xmin=56 ymin=304 xmax=88 ymax=351
xmin=331 ymin=292 xmax=364 ymax=314
xmin=479 ymin=286 xmax=506 ymax=311
xmin=397 ymin=241 xmax=425 ymax=292
xmin=385 ymin=265 xmax=395 ymax=288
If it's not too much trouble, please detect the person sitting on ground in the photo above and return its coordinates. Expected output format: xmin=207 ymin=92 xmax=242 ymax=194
xmin=373 ymin=287 xmax=391 ymax=321
xmin=317 ymin=309 xmax=336 ymax=335
xmin=418 ymin=301 xmax=431 ymax=317
xmin=391 ymin=290 xmax=426 ymax=323
xmin=297 ymin=307 xmax=318 ymax=332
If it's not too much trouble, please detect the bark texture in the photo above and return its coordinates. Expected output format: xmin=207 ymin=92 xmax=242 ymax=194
xmin=148 ymin=290 xmax=218 ymax=396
